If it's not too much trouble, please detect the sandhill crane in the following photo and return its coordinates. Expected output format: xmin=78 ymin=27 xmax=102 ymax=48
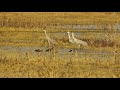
xmin=43 ymin=30 xmax=57 ymax=46
xmin=43 ymin=30 xmax=57 ymax=52
xmin=67 ymin=31 xmax=75 ymax=44
xmin=71 ymin=32 xmax=88 ymax=47
xmin=67 ymin=31 xmax=76 ymax=52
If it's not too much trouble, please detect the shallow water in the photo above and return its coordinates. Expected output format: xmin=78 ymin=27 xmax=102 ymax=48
xmin=0 ymin=45 xmax=116 ymax=61
xmin=0 ymin=46 xmax=113 ymax=55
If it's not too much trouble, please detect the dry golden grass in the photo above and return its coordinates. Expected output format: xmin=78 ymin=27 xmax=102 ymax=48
xmin=0 ymin=50 xmax=120 ymax=78
xmin=0 ymin=12 xmax=120 ymax=78
xmin=0 ymin=12 xmax=120 ymax=29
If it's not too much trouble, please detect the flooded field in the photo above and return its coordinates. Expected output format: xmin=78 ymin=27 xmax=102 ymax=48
xmin=0 ymin=30 xmax=120 ymax=61
xmin=0 ymin=12 xmax=120 ymax=78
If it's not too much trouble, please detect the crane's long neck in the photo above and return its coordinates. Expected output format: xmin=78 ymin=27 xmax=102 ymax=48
xmin=44 ymin=30 xmax=49 ymax=39
xmin=67 ymin=32 xmax=71 ymax=39
xmin=72 ymin=33 xmax=75 ymax=39
xmin=44 ymin=30 xmax=51 ymax=46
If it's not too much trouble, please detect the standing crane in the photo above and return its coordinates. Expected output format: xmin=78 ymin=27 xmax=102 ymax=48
xmin=71 ymin=32 xmax=88 ymax=47
xmin=35 ymin=30 xmax=57 ymax=52
xmin=43 ymin=30 xmax=57 ymax=46
xmin=67 ymin=31 xmax=76 ymax=52
xmin=67 ymin=31 xmax=75 ymax=44
xmin=43 ymin=30 xmax=57 ymax=52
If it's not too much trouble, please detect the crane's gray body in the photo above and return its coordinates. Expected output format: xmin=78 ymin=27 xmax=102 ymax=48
xmin=43 ymin=30 xmax=57 ymax=46
xmin=71 ymin=32 xmax=88 ymax=46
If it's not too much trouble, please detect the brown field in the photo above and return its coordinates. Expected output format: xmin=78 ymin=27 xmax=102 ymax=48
xmin=0 ymin=12 xmax=120 ymax=78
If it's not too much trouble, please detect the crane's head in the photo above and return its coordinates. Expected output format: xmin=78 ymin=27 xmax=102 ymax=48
xmin=67 ymin=31 xmax=70 ymax=34
xmin=43 ymin=30 xmax=46 ymax=33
